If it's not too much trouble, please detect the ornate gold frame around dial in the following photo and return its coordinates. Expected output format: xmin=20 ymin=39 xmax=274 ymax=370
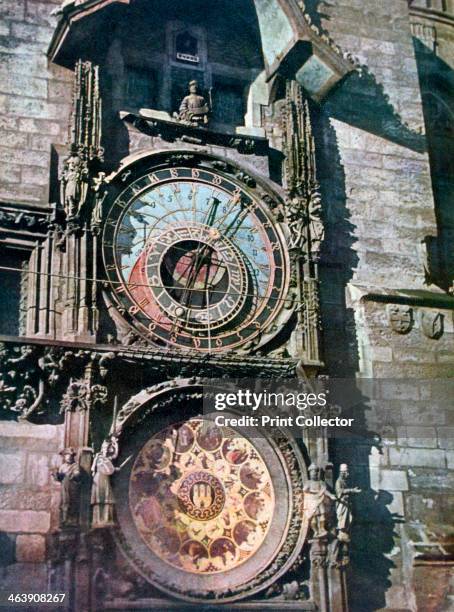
xmin=109 ymin=379 xmax=309 ymax=603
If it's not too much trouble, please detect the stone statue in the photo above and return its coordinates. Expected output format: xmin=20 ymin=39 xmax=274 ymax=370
xmin=60 ymin=147 xmax=89 ymax=218
xmin=329 ymin=463 xmax=361 ymax=566
xmin=176 ymin=80 xmax=209 ymax=125
xmin=91 ymin=436 xmax=119 ymax=528
xmin=52 ymin=447 xmax=81 ymax=528
xmin=335 ymin=463 xmax=361 ymax=542
xmin=303 ymin=464 xmax=336 ymax=538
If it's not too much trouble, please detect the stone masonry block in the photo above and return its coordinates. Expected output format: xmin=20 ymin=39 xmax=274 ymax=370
xmin=0 ymin=422 xmax=58 ymax=440
xmin=26 ymin=453 xmax=49 ymax=487
xmin=370 ymin=468 xmax=409 ymax=491
xmin=447 ymin=451 xmax=454 ymax=470
xmin=389 ymin=448 xmax=446 ymax=469
xmin=0 ymin=510 xmax=50 ymax=533
xmin=0 ymin=453 xmax=23 ymax=484
xmin=437 ymin=427 xmax=454 ymax=451
xmin=397 ymin=426 xmax=437 ymax=449
xmin=15 ymin=534 xmax=46 ymax=563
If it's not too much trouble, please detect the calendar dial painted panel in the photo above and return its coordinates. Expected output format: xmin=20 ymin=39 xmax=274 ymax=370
xmin=103 ymin=165 xmax=289 ymax=352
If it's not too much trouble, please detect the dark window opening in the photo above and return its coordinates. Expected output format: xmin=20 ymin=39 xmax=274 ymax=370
xmin=0 ymin=250 xmax=28 ymax=336
xmin=175 ymin=31 xmax=200 ymax=64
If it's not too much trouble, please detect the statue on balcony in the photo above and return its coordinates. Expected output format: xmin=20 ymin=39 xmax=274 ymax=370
xmin=176 ymin=80 xmax=210 ymax=126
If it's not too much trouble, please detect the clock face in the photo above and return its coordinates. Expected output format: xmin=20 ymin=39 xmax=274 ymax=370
xmin=103 ymin=164 xmax=289 ymax=352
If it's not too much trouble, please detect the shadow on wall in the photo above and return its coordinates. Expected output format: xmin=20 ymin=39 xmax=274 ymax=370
xmin=325 ymin=66 xmax=427 ymax=154
xmin=306 ymin=3 xmax=431 ymax=610
xmin=350 ymin=489 xmax=405 ymax=611
xmin=313 ymin=106 xmax=402 ymax=610
xmin=413 ymin=37 xmax=454 ymax=293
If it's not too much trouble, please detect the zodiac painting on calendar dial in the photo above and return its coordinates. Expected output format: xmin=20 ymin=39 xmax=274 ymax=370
xmin=129 ymin=419 xmax=275 ymax=574
xmin=102 ymin=165 xmax=289 ymax=352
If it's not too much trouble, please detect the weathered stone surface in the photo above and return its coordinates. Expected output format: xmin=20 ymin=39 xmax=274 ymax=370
xmin=0 ymin=510 xmax=50 ymax=533
xmin=437 ymin=428 xmax=454 ymax=451
xmin=26 ymin=453 xmax=49 ymax=487
xmin=389 ymin=448 xmax=446 ymax=469
xmin=0 ymin=486 xmax=52 ymax=511
xmin=447 ymin=451 xmax=454 ymax=470
xmin=15 ymin=534 xmax=46 ymax=563
xmin=397 ymin=426 xmax=438 ymax=449
xmin=0 ymin=453 xmax=23 ymax=484
xmin=0 ymin=422 xmax=58 ymax=440
xmin=370 ymin=468 xmax=409 ymax=491
xmin=408 ymin=469 xmax=454 ymax=491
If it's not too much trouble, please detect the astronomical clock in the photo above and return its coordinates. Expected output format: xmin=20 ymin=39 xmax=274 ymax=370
xmin=91 ymin=151 xmax=315 ymax=604
xmin=33 ymin=2 xmax=357 ymax=610
xmin=101 ymin=151 xmax=291 ymax=354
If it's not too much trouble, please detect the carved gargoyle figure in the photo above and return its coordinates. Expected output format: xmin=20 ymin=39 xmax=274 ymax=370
xmin=60 ymin=146 xmax=89 ymax=219
xmin=60 ymin=379 xmax=90 ymax=413
xmin=52 ymin=447 xmax=81 ymax=528
xmin=91 ymin=436 xmax=119 ymax=528
xmin=176 ymin=80 xmax=210 ymax=125
xmin=302 ymin=464 xmax=336 ymax=539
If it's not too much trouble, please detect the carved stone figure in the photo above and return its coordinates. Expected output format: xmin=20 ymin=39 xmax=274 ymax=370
xmin=92 ymin=171 xmax=107 ymax=228
xmin=335 ymin=464 xmax=361 ymax=541
xmin=91 ymin=436 xmax=119 ymax=528
xmin=60 ymin=379 xmax=90 ymax=413
xmin=329 ymin=463 xmax=361 ymax=567
xmin=177 ymin=80 xmax=209 ymax=125
xmin=52 ymin=448 xmax=81 ymax=528
xmin=303 ymin=464 xmax=336 ymax=538
xmin=60 ymin=147 xmax=89 ymax=218
xmin=308 ymin=189 xmax=324 ymax=257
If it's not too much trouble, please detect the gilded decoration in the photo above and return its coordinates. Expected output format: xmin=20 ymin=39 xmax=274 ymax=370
xmin=129 ymin=419 xmax=274 ymax=574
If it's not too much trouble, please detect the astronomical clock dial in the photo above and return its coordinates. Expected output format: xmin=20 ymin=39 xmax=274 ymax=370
xmin=102 ymin=161 xmax=289 ymax=352
xmin=111 ymin=383 xmax=308 ymax=603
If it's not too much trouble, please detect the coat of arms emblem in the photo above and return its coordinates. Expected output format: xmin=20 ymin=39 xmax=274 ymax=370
xmin=387 ymin=305 xmax=413 ymax=334
xmin=420 ymin=311 xmax=444 ymax=339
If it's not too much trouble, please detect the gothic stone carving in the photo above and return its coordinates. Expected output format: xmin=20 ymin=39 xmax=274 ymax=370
xmin=387 ymin=304 xmax=413 ymax=334
xmin=0 ymin=344 xmax=74 ymax=421
xmin=420 ymin=311 xmax=444 ymax=340
xmin=282 ymin=80 xmax=324 ymax=366
xmin=0 ymin=343 xmax=112 ymax=422
xmin=59 ymin=60 xmax=103 ymax=223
